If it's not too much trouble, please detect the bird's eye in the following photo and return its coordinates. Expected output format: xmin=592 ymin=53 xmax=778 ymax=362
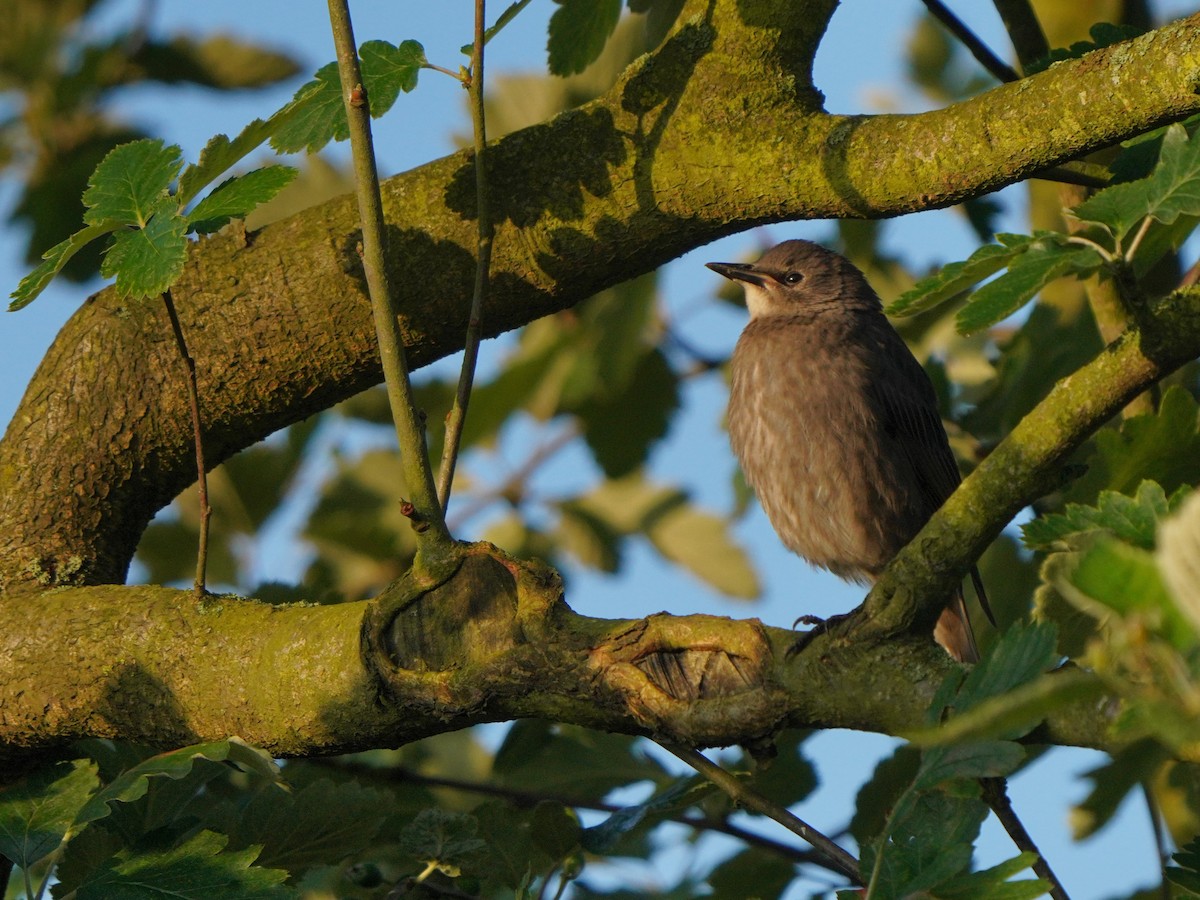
xmin=783 ymin=272 xmax=803 ymax=285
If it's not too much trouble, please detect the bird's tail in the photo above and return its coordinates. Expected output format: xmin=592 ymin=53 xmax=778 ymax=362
xmin=934 ymin=587 xmax=980 ymax=664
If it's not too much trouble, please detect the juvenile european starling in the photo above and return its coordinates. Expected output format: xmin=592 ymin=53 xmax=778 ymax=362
xmin=708 ymin=239 xmax=989 ymax=662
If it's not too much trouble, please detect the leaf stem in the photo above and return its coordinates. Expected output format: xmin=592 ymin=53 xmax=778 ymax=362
xmin=1125 ymin=215 xmax=1155 ymax=264
xmin=660 ymin=742 xmax=862 ymax=886
xmin=325 ymin=0 xmax=449 ymax=548
xmin=161 ymin=289 xmax=210 ymax=598
xmin=437 ymin=0 xmax=494 ymax=512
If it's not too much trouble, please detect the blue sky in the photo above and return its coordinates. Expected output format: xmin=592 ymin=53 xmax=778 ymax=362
xmin=3 ymin=1 xmax=1195 ymax=896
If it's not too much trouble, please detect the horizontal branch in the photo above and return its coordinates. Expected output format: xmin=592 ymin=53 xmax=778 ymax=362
xmin=0 ymin=543 xmax=1115 ymax=763
xmin=2 ymin=6 xmax=1199 ymax=589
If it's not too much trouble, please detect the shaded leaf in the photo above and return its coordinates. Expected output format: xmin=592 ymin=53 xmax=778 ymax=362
xmin=399 ymin=809 xmax=487 ymax=879
xmin=1026 ymin=22 xmax=1143 ymax=75
xmin=955 ymin=242 xmax=1103 ymax=335
xmin=127 ymin=35 xmax=301 ymax=90
xmin=645 ymin=501 xmax=759 ymax=599
xmin=0 ymin=759 xmax=99 ymax=869
xmin=1064 ymin=386 xmax=1200 ymax=505
xmin=187 ymin=165 xmax=298 ymax=234
xmin=948 ymin=620 xmax=1060 ymax=716
xmin=934 ymin=852 xmax=1048 ymax=899
xmin=914 ymin=741 xmax=1024 ymax=789
xmin=77 ymin=830 xmax=293 ymax=899
xmin=851 ymin=746 xmax=921 ymax=848
xmin=867 ymin=790 xmax=983 ymax=897
xmin=707 ymin=847 xmax=797 ymax=900
xmin=548 ymin=0 xmax=622 ymax=76
xmin=82 ymin=139 xmax=183 ymax=227
xmin=887 ymin=233 xmax=1037 ymax=318
xmin=1072 ymin=740 xmax=1170 ymax=840
xmin=77 ymin=739 xmax=281 ymax=828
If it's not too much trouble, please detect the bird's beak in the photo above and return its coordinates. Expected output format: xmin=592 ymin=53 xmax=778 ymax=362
xmin=706 ymin=261 xmax=766 ymax=287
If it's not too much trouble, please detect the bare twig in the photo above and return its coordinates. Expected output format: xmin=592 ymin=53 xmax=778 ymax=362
xmin=921 ymin=0 xmax=1019 ymax=83
xmin=161 ymin=289 xmax=210 ymax=598
xmin=981 ymin=777 xmax=1071 ymax=900
xmin=992 ymin=0 xmax=1050 ymax=72
xmin=661 ymin=742 xmax=862 ymax=885
xmin=437 ymin=0 xmax=495 ymax=512
xmin=325 ymin=0 xmax=448 ymax=547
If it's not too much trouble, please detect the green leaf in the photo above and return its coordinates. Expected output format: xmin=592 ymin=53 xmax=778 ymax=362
xmin=399 ymin=809 xmax=488 ymax=879
xmin=914 ymin=741 xmax=1024 ymax=789
xmin=461 ymin=0 xmax=536 ymax=55
xmin=1158 ymin=489 xmax=1200 ymax=634
xmin=223 ymin=779 xmax=393 ymax=875
xmin=708 ymin=847 xmax=798 ymax=900
xmin=547 ymin=0 xmax=622 ymax=76
xmin=1022 ymin=480 xmax=1178 ymax=551
xmin=178 ymin=117 xmax=287 ymax=206
xmin=187 ymin=166 xmax=299 ymax=234
xmin=907 ymin=669 xmax=1104 ymax=747
xmin=77 ymin=830 xmax=293 ymax=899
xmin=1026 ymin=22 xmax=1143 ymax=75
xmin=1073 ymin=123 xmax=1200 ymax=240
xmin=128 ymin=35 xmax=301 ymax=91
xmin=1169 ymin=837 xmax=1200 ymax=892
xmin=0 ymin=759 xmax=99 ymax=869
xmin=9 ymin=223 xmax=117 ymax=311
xmin=1071 ymin=739 xmax=1170 ymax=839
xmin=867 ymin=790 xmax=983 ymax=896
xmin=947 ymin=620 xmax=1060 ymax=716
xmin=886 ymin=234 xmax=1037 ymax=317
xmin=955 ymin=241 xmax=1104 ymax=335
xmin=933 ymin=852 xmax=1048 ymax=899
xmin=99 ymin=198 xmax=188 ymax=299
xmin=359 ymin=40 xmax=425 ymax=117
xmin=851 ymin=747 xmax=921 ymax=848
xmin=645 ymin=501 xmax=760 ymax=599
xmin=270 ymin=40 xmax=426 ymax=155
xmin=1064 ymin=386 xmax=1200 ymax=504
xmin=76 ymin=739 xmax=281 ymax=828
xmin=82 ymin=139 xmax=183 ymax=227
xmin=1070 ymin=537 xmax=1194 ymax=648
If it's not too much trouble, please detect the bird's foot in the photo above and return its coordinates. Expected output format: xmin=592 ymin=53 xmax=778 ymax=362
xmin=786 ymin=612 xmax=852 ymax=658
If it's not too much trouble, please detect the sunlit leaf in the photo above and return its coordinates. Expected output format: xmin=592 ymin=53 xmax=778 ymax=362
xmin=187 ymin=165 xmax=298 ymax=234
xmin=9 ymin=223 xmax=117 ymax=311
xmin=886 ymin=233 xmax=1038 ymax=318
xmin=99 ymin=198 xmax=188 ymax=299
xmin=83 ymin=139 xmax=183 ymax=227
xmin=1022 ymin=480 xmax=1181 ymax=552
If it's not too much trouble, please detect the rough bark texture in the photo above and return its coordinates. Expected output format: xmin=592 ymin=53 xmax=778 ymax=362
xmin=3 ymin=1 xmax=1200 ymax=759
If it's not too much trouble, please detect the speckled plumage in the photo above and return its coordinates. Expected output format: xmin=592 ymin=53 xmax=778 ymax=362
xmin=709 ymin=240 xmax=986 ymax=663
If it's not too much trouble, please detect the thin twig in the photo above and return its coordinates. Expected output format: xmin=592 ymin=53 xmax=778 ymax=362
xmin=325 ymin=0 xmax=448 ymax=547
xmin=992 ymin=0 xmax=1050 ymax=72
xmin=437 ymin=0 xmax=495 ymax=512
xmin=317 ymin=758 xmax=842 ymax=872
xmin=161 ymin=289 xmax=210 ymax=598
xmin=1141 ymin=783 xmax=1171 ymax=900
xmin=921 ymin=0 xmax=1019 ymax=83
xmin=980 ymin=777 xmax=1071 ymax=900
xmin=661 ymin=742 xmax=862 ymax=885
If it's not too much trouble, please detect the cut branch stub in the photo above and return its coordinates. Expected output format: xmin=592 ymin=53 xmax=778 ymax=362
xmin=361 ymin=542 xmax=789 ymax=747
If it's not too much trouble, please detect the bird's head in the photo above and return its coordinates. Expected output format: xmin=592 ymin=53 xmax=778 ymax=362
xmin=706 ymin=239 xmax=881 ymax=319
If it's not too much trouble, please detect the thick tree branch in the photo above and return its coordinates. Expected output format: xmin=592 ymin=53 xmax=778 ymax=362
xmin=0 ymin=543 xmax=1115 ymax=763
xmin=1 ymin=7 xmax=1198 ymax=590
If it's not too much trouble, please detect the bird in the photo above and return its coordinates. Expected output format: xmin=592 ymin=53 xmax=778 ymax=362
xmin=707 ymin=239 xmax=991 ymax=663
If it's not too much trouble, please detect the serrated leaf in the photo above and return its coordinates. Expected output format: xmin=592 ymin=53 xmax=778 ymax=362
xmin=1026 ymin=22 xmax=1143 ymax=75
xmin=933 ymin=852 xmax=1047 ymax=900
xmin=947 ymin=620 xmax=1060 ymax=715
xmin=187 ymin=166 xmax=298 ymax=234
xmin=955 ymin=242 xmax=1103 ymax=335
xmin=77 ymin=830 xmax=293 ymax=899
xmin=645 ymin=502 xmax=759 ymax=599
xmin=870 ymin=791 xmax=983 ymax=895
xmin=708 ymin=847 xmax=797 ymax=900
xmin=9 ymin=223 xmax=117 ymax=311
xmin=1073 ymin=124 xmax=1200 ymax=240
xmin=178 ymin=116 xmax=287 ymax=206
xmin=907 ymin=669 xmax=1103 ymax=747
xmin=99 ymin=198 xmax=188 ymax=299
xmin=851 ymin=747 xmax=922 ymax=847
xmin=226 ymin=779 xmax=393 ymax=874
xmin=0 ymin=759 xmax=100 ymax=868
xmin=547 ymin=0 xmax=622 ymax=76
xmin=359 ymin=40 xmax=425 ymax=116
xmin=399 ymin=809 xmax=487 ymax=878
xmin=886 ymin=234 xmax=1037 ymax=318
xmin=76 ymin=738 xmax=281 ymax=828
xmin=270 ymin=40 xmax=425 ymax=155
xmin=1022 ymin=480 xmax=1176 ymax=551
xmin=914 ymin=741 xmax=1024 ymax=789
xmin=1064 ymin=386 xmax=1200 ymax=504
xmin=82 ymin=139 xmax=183 ymax=227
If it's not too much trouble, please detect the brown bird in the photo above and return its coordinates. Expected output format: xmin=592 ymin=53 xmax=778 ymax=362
xmin=708 ymin=239 xmax=991 ymax=662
